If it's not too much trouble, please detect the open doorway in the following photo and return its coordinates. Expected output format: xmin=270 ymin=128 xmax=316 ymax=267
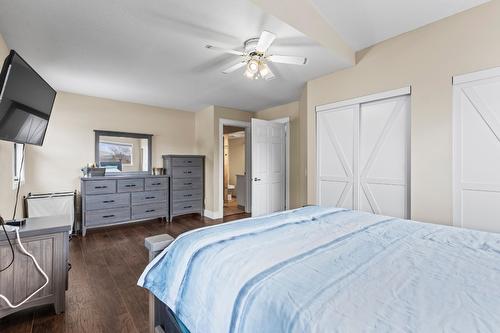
xmin=223 ymin=125 xmax=247 ymax=217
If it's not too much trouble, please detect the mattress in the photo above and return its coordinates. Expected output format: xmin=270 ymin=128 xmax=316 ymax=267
xmin=139 ymin=206 xmax=500 ymax=332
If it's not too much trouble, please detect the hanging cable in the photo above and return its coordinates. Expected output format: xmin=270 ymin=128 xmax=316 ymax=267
xmin=0 ymin=144 xmax=25 ymax=272
xmin=0 ymin=216 xmax=14 ymax=272
xmin=12 ymin=143 xmax=26 ymax=220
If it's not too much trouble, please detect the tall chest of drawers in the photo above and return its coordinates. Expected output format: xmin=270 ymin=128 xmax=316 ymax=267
xmin=163 ymin=155 xmax=205 ymax=221
xmin=81 ymin=175 xmax=169 ymax=236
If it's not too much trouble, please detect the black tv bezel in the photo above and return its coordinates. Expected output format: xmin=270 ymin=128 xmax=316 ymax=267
xmin=0 ymin=49 xmax=57 ymax=146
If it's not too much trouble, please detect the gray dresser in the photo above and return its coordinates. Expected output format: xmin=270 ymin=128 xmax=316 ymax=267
xmin=81 ymin=175 xmax=169 ymax=236
xmin=163 ymin=155 xmax=205 ymax=221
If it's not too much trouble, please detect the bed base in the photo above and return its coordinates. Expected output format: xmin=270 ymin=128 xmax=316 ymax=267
xmin=145 ymin=234 xmax=184 ymax=333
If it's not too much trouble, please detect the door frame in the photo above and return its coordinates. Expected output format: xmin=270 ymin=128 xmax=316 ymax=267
xmin=315 ymin=86 xmax=411 ymax=216
xmin=218 ymin=119 xmax=252 ymax=217
xmin=270 ymin=117 xmax=291 ymax=210
xmin=452 ymin=66 xmax=500 ymax=228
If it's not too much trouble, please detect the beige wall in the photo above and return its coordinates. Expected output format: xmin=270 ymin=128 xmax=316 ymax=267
xmin=306 ymin=0 xmax=500 ymax=225
xmin=256 ymin=101 xmax=304 ymax=208
xmin=0 ymin=87 xmax=196 ymax=217
xmin=228 ymin=137 xmax=245 ymax=186
xmin=194 ymin=106 xmax=216 ymax=212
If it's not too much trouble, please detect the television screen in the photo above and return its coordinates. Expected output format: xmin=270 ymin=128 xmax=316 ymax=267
xmin=0 ymin=50 xmax=56 ymax=146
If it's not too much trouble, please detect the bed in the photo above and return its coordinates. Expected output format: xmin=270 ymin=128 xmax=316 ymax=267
xmin=138 ymin=206 xmax=500 ymax=332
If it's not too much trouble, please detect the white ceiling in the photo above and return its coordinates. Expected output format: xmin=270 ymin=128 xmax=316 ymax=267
xmin=0 ymin=0 xmax=346 ymax=112
xmin=311 ymin=0 xmax=491 ymax=51
xmin=0 ymin=0 xmax=491 ymax=112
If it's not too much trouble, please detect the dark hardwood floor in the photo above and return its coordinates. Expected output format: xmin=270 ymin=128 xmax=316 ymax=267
xmin=0 ymin=213 xmax=250 ymax=333
xmin=223 ymin=199 xmax=246 ymax=217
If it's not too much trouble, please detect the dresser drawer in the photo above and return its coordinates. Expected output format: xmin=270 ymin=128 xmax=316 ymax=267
xmin=172 ymin=157 xmax=202 ymax=167
xmin=84 ymin=180 xmax=116 ymax=195
xmin=145 ymin=177 xmax=168 ymax=191
xmin=117 ymin=178 xmax=144 ymax=193
xmin=172 ymin=189 xmax=202 ymax=203
xmin=85 ymin=207 xmax=130 ymax=226
xmin=172 ymin=178 xmax=202 ymax=190
xmin=85 ymin=193 xmax=130 ymax=211
xmin=172 ymin=167 xmax=202 ymax=179
xmin=132 ymin=191 xmax=167 ymax=206
xmin=172 ymin=200 xmax=202 ymax=214
xmin=132 ymin=203 xmax=167 ymax=220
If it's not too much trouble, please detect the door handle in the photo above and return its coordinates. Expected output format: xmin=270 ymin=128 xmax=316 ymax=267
xmin=253 ymin=178 xmax=261 ymax=181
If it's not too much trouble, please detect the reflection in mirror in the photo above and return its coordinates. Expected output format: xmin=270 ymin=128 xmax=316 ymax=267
xmin=95 ymin=130 xmax=152 ymax=174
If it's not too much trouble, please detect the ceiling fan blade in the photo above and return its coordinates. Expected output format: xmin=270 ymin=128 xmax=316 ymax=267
xmin=222 ymin=61 xmax=247 ymax=74
xmin=267 ymin=55 xmax=307 ymax=65
xmin=256 ymin=31 xmax=276 ymax=53
xmin=205 ymin=45 xmax=245 ymax=56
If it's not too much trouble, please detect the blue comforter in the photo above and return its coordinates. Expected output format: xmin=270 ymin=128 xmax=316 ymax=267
xmin=138 ymin=206 xmax=500 ymax=332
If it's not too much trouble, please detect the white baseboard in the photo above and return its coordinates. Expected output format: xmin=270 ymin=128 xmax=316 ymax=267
xmin=204 ymin=209 xmax=223 ymax=220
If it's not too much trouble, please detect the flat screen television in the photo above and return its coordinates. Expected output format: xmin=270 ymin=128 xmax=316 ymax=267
xmin=0 ymin=50 xmax=56 ymax=146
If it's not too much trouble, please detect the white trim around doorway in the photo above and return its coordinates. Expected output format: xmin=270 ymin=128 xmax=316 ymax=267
xmin=271 ymin=117 xmax=291 ymax=210
xmin=218 ymin=119 xmax=252 ymax=219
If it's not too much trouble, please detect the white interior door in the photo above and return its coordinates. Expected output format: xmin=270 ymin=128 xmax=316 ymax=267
xmin=359 ymin=96 xmax=410 ymax=218
xmin=251 ymin=118 xmax=286 ymax=217
xmin=453 ymin=69 xmax=500 ymax=233
xmin=317 ymin=105 xmax=358 ymax=209
xmin=317 ymin=91 xmax=410 ymax=218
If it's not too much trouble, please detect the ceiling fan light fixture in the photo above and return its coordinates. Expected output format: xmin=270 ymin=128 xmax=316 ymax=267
xmin=247 ymin=59 xmax=259 ymax=74
xmin=244 ymin=68 xmax=255 ymax=79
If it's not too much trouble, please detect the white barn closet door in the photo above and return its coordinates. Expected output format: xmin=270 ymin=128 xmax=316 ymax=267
xmin=359 ymin=96 xmax=410 ymax=219
xmin=317 ymin=105 xmax=358 ymax=209
xmin=454 ymin=71 xmax=500 ymax=233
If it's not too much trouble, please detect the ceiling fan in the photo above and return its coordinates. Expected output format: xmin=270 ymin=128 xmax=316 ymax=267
xmin=205 ymin=31 xmax=308 ymax=80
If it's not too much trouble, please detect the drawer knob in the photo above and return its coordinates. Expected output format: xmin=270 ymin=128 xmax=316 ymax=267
xmin=184 ymin=161 xmax=192 ymax=163
xmin=103 ymin=214 xmax=115 ymax=218
xmin=184 ymin=183 xmax=192 ymax=186
xmin=125 ymin=184 xmax=137 ymax=187
xmin=95 ymin=186 xmax=107 ymax=189
xmin=102 ymin=200 xmax=115 ymax=203
xmin=184 ymin=194 xmax=192 ymax=197
xmin=145 ymin=196 xmax=155 ymax=200
xmin=145 ymin=209 xmax=156 ymax=213
xmin=184 ymin=171 xmax=192 ymax=174
xmin=152 ymin=183 xmax=162 ymax=186
xmin=183 ymin=205 xmax=192 ymax=209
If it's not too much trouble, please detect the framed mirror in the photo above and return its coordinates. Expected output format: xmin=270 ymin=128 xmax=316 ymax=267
xmin=94 ymin=130 xmax=152 ymax=174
